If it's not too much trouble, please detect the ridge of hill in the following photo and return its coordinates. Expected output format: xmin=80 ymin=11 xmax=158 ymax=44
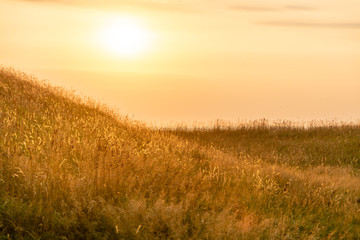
xmin=0 ymin=67 xmax=360 ymax=239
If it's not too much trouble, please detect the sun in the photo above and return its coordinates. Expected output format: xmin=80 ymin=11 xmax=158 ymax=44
xmin=99 ymin=17 xmax=151 ymax=58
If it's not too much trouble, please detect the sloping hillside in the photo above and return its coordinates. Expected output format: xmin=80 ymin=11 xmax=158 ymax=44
xmin=1 ymin=68 xmax=360 ymax=239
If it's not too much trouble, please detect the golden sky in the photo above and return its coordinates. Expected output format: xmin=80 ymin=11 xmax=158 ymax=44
xmin=1 ymin=0 xmax=360 ymax=122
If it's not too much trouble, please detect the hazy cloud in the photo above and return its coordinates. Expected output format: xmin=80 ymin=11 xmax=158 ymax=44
xmin=228 ymin=5 xmax=278 ymax=12
xmin=18 ymin=0 xmax=196 ymax=13
xmin=284 ymin=5 xmax=316 ymax=11
xmin=19 ymin=0 xmax=64 ymax=2
xmin=20 ymin=0 xmax=60 ymax=1
xmin=259 ymin=21 xmax=360 ymax=29
xmin=229 ymin=4 xmax=316 ymax=12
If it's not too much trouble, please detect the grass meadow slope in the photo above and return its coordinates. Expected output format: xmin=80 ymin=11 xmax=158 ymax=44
xmin=1 ymin=67 xmax=360 ymax=239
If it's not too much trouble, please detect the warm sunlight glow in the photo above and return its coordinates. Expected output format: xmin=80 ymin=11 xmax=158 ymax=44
xmin=99 ymin=17 xmax=151 ymax=58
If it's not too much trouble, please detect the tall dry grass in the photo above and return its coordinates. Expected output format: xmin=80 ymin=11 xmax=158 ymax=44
xmin=0 ymin=67 xmax=360 ymax=239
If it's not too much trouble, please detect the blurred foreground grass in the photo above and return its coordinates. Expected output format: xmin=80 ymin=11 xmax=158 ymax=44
xmin=1 ymin=67 xmax=360 ymax=239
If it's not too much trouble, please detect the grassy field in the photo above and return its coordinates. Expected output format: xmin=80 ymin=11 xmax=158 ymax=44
xmin=1 ymin=67 xmax=360 ymax=239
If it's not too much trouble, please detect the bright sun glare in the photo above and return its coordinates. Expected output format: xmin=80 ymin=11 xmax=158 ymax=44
xmin=99 ymin=17 xmax=151 ymax=58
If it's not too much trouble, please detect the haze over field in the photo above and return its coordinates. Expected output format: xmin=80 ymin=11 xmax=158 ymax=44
xmin=1 ymin=0 xmax=360 ymax=122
